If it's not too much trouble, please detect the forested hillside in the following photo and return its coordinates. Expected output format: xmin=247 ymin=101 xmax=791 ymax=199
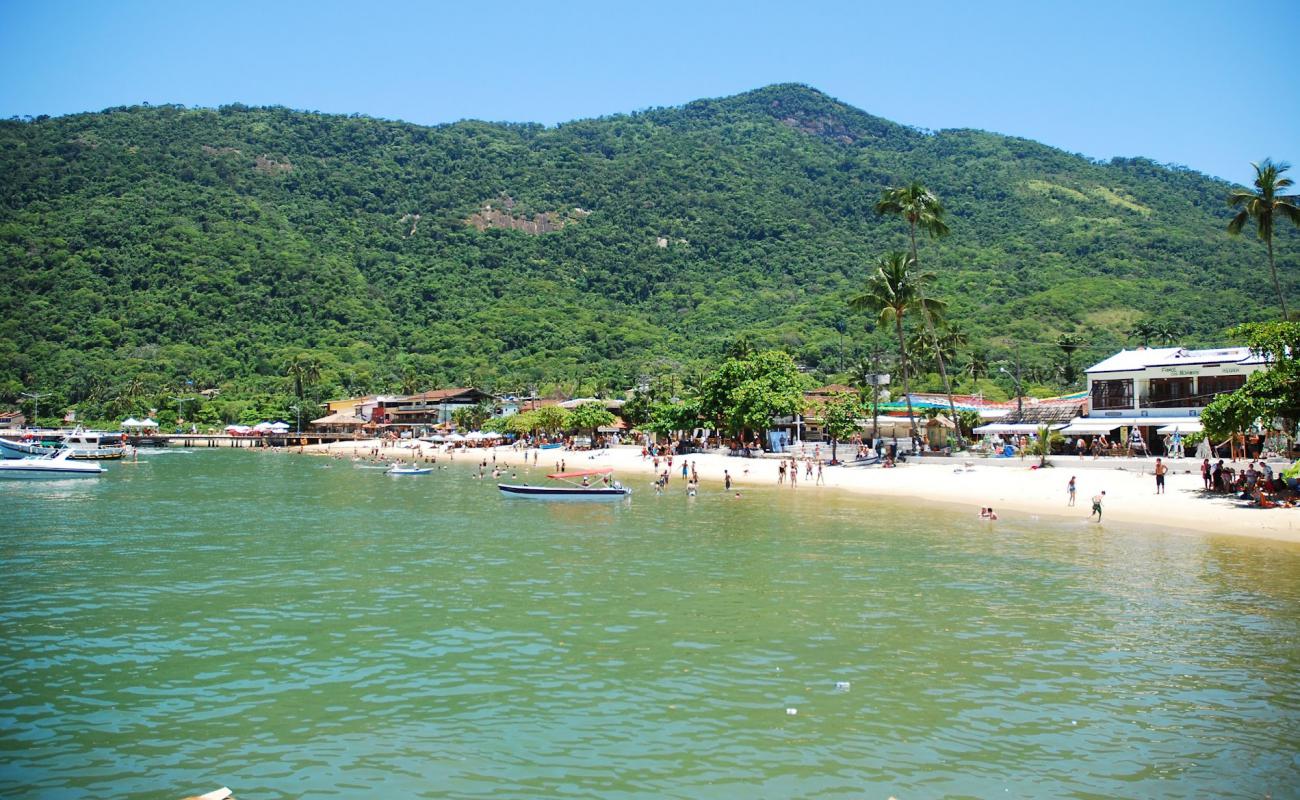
xmin=0 ymin=84 xmax=1292 ymax=422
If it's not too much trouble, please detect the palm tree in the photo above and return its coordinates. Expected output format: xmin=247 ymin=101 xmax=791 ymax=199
xmin=285 ymin=353 xmax=323 ymax=401
xmin=1131 ymin=319 xmax=1178 ymax=346
xmin=964 ymin=350 xmax=990 ymax=394
xmin=875 ymin=182 xmax=963 ymax=445
xmin=1228 ymin=159 xmax=1300 ymax=319
xmin=1056 ymin=333 xmax=1085 ymax=387
xmin=849 ymin=252 xmax=943 ymax=440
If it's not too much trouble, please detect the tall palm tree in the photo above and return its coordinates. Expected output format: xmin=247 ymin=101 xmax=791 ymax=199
xmin=1228 ymin=159 xmax=1300 ymax=319
xmin=849 ymin=252 xmax=943 ymax=440
xmin=875 ymin=182 xmax=963 ymax=445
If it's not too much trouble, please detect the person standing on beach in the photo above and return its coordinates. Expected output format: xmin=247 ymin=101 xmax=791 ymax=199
xmin=1090 ymin=491 xmax=1105 ymax=522
xmin=815 ymin=462 xmax=824 ymax=485
xmin=724 ymin=470 xmax=732 ymax=490
xmin=778 ymin=460 xmax=786 ymax=484
xmin=1154 ymin=458 xmax=1168 ymax=494
xmin=1067 ymin=476 xmax=1077 ymax=506
xmin=1201 ymin=458 xmax=1212 ymax=489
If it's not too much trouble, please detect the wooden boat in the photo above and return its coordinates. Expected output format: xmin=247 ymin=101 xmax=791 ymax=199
xmin=0 ymin=448 xmax=107 ymax=477
xmin=498 ymin=469 xmax=630 ymax=500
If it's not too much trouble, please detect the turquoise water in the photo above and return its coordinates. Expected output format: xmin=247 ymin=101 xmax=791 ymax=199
xmin=2 ymin=449 xmax=1298 ymax=799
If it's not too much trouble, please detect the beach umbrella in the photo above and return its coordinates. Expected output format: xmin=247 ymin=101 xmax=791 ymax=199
xmin=269 ymin=422 xmax=290 ymax=432
xmin=446 ymin=432 xmax=467 ymax=442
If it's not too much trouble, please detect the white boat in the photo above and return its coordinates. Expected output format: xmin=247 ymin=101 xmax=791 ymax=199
xmin=0 ymin=448 xmax=107 ymax=478
xmin=498 ymin=469 xmax=631 ymax=500
xmin=0 ymin=427 xmax=127 ymax=460
xmin=386 ymin=464 xmax=433 ymax=475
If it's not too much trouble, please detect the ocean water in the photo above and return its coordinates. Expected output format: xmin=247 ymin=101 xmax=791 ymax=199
xmin=2 ymin=449 xmax=1298 ymax=799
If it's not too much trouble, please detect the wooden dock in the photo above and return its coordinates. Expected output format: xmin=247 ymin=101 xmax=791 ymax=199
xmin=129 ymin=432 xmax=365 ymax=448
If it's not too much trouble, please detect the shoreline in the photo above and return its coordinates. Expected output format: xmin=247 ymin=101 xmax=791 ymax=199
xmin=301 ymin=440 xmax=1300 ymax=545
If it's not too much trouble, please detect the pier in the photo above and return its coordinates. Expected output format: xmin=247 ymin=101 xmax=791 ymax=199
xmin=128 ymin=432 xmax=365 ymax=449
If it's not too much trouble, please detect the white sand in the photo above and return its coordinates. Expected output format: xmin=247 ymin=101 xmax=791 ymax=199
xmin=304 ymin=440 xmax=1300 ymax=543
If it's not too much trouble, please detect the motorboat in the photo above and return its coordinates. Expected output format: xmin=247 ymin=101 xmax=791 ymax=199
xmin=498 ymin=469 xmax=631 ymax=500
xmin=0 ymin=448 xmax=107 ymax=477
xmin=0 ymin=427 xmax=127 ymax=460
xmin=386 ymin=464 xmax=433 ymax=475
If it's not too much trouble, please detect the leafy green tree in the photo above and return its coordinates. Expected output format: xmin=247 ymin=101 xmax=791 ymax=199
xmin=641 ymin=399 xmax=702 ymax=437
xmin=849 ymin=252 xmax=942 ymax=439
xmin=568 ymin=401 xmax=616 ymax=443
xmin=820 ymin=392 xmax=862 ymax=463
xmin=531 ymin=405 xmax=571 ymax=435
xmin=1201 ymin=321 xmax=1300 ymax=441
xmin=698 ymin=350 xmax=810 ymax=438
xmin=875 ymin=181 xmax=963 ymax=445
xmin=1228 ymin=159 xmax=1300 ymax=319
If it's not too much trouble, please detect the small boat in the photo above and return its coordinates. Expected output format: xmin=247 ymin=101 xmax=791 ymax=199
xmin=386 ymin=464 xmax=433 ymax=475
xmin=498 ymin=469 xmax=631 ymax=500
xmin=538 ymin=442 xmax=564 ymax=450
xmin=0 ymin=448 xmax=108 ymax=478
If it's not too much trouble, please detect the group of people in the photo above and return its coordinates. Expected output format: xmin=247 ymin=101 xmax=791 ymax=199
xmin=776 ymin=456 xmax=824 ymax=486
xmin=1202 ymin=457 xmax=1299 ymax=507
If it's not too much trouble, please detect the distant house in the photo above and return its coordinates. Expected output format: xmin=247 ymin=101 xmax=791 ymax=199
xmin=0 ymin=411 xmax=26 ymax=430
xmin=378 ymin=387 xmax=494 ymax=427
xmin=325 ymin=395 xmax=378 ymax=418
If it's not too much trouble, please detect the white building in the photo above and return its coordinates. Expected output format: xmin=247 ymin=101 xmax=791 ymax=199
xmin=1059 ymin=346 xmax=1266 ymax=445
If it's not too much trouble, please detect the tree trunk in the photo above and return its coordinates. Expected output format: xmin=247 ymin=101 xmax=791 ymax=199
xmin=909 ymin=223 xmax=963 ymax=449
xmin=895 ymin=314 xmax=916 ymax=441
xmin=1268 ymin=235 xmax=1289 ymax=320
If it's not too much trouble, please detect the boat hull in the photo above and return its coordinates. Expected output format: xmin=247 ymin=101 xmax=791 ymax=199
xmin=0 ymin=464 xmax=106 ymax=477
xmin=498 ymin=484 xmax=630 ymax=500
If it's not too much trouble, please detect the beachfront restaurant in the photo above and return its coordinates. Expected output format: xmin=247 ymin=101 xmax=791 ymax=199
xmin=1060 ymin=345 xmax=1267 ymax=456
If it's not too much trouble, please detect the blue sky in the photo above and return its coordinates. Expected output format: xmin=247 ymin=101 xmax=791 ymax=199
xmin=1 ymin=0 xmax=1295 ymax=185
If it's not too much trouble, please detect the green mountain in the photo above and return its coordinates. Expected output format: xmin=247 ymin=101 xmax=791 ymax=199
xmin=1 ymin=84 xmax=1293 ymax=419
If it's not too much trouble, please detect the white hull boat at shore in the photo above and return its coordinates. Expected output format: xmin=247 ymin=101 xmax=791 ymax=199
xmin=0 ymin=448 xmax=107 ymax=478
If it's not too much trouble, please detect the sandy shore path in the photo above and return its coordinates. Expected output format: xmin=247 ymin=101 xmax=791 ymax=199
xmin=304 ymin=440 xmax=1300 ymax=543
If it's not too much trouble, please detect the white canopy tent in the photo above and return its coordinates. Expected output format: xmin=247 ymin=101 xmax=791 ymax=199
xmin=140 ymin=418 xmax=159 ymax=428
xmin=973 ymin=423 xmax=1065 ymax=435
xmin=1058 ymin=420 xmax=1123 ymax=435
xmin=1156 ymin=421 xmax=1204 ymax=435
xmin=120 ymin=417 xmax=145 ymax=428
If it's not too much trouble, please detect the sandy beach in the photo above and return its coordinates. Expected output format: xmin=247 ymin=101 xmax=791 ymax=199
xmin=302 ymin=440 xmax=1300 ymax=544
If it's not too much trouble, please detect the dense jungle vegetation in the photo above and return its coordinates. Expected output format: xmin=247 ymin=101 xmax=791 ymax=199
xmin=0 ymin=83 xmax=1294 ymax=424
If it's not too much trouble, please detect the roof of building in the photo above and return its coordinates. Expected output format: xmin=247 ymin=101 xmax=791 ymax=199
xmin=407 ymin=387 xmax=491 ymax=402
xmin=1086 ymin=346 xmax=1263 ymax=374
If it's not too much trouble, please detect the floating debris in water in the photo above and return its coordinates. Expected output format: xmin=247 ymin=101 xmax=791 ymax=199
xmin=786 ymin=707 xmax=798 ymax=716
xmin=835 ymin=681 xmax=851 ymax=692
